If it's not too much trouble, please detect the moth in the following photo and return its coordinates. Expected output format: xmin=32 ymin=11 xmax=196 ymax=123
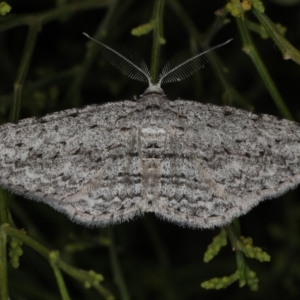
xmin=0 ymin=34 xmax=299 ymax=228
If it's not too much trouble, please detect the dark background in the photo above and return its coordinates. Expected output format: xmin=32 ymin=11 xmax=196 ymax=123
xmin=1 ymin=0 xmax=300 ymax=299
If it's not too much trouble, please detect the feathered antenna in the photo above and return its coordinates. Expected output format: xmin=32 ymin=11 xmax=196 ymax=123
xmin=83 ymin=33 xmax=152 ymax=86
xmin=83 ymin=33 xmax=232 ymax=90
xmin=157 ymin=39 xmax=233 ymax=87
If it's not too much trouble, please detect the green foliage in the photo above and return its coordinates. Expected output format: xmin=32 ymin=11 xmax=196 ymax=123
xmin=238 ymin=236 xmax=271 ymax=262
xmin=203 ymin=229 xmax=227 ymax=262
xmin=202 ymin=225 xmax=270 ymax=291
xmin=226 ymin=0 xmax=265 ymax=17
xmin=84 ymin=270 xmax=104 ymax=289
xmin=201 ymin=271 xmax=239 ymax=289
xmin=131 ymin=22 xmax=153 ymax=36
xmin=202 ymin=266 xmax=258 ymax=291
xmin=8 ymin=233 xmax=24 ymax=269
xmin=226 ymin=0 xmax=252 ymax=17
xmin=252 ymin=0 xmax=265 ymax=12
xmin=0 ymin=2 xmax=11 ymax=16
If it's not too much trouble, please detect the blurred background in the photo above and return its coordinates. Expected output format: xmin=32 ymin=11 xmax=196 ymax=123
xmin=1 ymin=0 xmax=300 ymax=299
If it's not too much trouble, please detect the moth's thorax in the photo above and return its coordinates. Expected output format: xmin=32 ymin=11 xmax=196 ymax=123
xmin=137 ymin=92 xmax=167 ymax=108
xmin=117 ymin=93 xmax=186 ymax=129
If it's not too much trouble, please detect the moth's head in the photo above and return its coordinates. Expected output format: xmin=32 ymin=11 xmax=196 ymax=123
xmin=142 ymin=85 xmax=165 ymax=96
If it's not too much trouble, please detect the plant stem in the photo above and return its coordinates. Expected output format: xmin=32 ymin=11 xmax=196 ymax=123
xmin=0 ymin=0 xmax=111 ymax=32
xmin=65 ymin=0 xmax=120 ymax=106
xmin=166 ymin=0 xmax=199 ymax=40
xmin=150 ymin=0 xmax=165 ymax=83
xmin=252 ymin=7 xmax=300 ymax=65
xmin=0 ymin=190 xmax=8 ymax=224
xmin=0 ymin=224 xmax=8 ymax=300
xmin=167 ymin=1 xmax=250 ymax=109
xmin=224 ymin=223 xmax=238 ymax=250
xmin=50 ymin=252 xmax=71 ymax=300
xmin=0 ymin=68 xmax=77 ymax=107
xmin=3 ymin=225 xmax=113 ymax=298
xmin=10 ymin=25 xmax=39 ymax=122
xmin=236 ymin=17 xmax=293 ymax=120
xmin=108 ymin=227 xmax=130 ymax=300
xmin=4 ymin=226 xmax=49 ymax=258
xmin=143 ymin=218 xmax=179 ymax=300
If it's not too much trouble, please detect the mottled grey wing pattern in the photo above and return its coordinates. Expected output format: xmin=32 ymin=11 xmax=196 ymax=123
xmin=59 ymin=125 xmax=144 ymax=226
xmin=153 ymin=100 xmax=300 ymax=227
xmin=0 ymin=101 xmax=145 ymax=225
xmin=1 ymin=93 xmax=300 ymax=228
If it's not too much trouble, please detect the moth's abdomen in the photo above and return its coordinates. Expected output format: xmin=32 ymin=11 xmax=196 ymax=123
xmin=139 ymin=127 xmax=166 ymax=206
xmin=139 ymin=127 xmax=166 ymax=161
